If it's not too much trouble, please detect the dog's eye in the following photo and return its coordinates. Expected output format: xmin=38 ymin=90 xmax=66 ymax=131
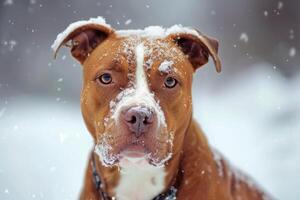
xmin=98 ymin=73 xmax=112 ymax=84
xmin=164 ymin=77 xmax=177 ymax=88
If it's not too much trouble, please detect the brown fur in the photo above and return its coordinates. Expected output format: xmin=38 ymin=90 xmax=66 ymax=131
xmin=54 ymin=22 xmax=271 ymax=200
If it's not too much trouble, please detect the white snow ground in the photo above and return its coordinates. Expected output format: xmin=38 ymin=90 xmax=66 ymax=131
xmin=0 ymin=64 xmax=299 ymax=199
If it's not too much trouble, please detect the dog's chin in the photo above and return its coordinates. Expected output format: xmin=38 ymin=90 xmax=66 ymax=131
xmin=95 ymin=125 xmax=174 ymax=167
xmin=95 ymin=141 xmax=172 ymax=167
xmin=118 ymin=145 xmax=149 ymax=166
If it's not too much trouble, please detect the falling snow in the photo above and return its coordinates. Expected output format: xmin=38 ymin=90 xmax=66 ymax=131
xmin=239 ymin=32 xmax=249 ymax=43
xmin=289 ymin=47 xmax=296 ymax=58
xmin=2 ymin=40 xmax=17 ymax=51
xmin=277 ymin=1 xmax=283 ymax=10
xmin=125 ymin=19 xmax=132 ymax=25
xmin=30 ymin=0 xmax=37 ymax=4
xmin=3 ymin=0 xmax=13 ymax=6
xmin=289 ymin=29 xmax=294 ymax=40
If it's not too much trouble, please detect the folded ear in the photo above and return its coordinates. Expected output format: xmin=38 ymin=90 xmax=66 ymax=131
xmin=52 ymin=17 xmax=114 ymax=64
xmin=167 ymin=28 xmax=221 ymax=73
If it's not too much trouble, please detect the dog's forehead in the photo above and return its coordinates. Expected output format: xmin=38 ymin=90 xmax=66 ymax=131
xmin=111 ymin=36 xmax=186 ymax=71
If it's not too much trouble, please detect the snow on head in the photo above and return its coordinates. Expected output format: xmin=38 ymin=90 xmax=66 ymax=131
xmin=117 ymin=26 xmax=166 ymax=38
xmin=116 ymin=24 xmax=200 ymax=39
xmin=51 ymin=16 xmax=202 ymax=54
xmin=51 ymin=16 xmax=111 ymax=54
xmin=159 ymin=60 xmax=174 ymax=73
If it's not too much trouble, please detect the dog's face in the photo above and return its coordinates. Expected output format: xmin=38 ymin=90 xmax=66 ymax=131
xmin=82 ymin=37 xmax=196 ymax=167
xmin=53 ymin=18 xmax=220 ymax=169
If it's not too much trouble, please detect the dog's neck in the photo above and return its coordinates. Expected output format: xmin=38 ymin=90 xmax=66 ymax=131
xmin=91 ymin=152 xmax=180 ymax=200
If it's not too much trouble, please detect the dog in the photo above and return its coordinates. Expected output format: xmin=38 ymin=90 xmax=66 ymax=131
xmin=52 ymin=17 xmax=273 ymax=200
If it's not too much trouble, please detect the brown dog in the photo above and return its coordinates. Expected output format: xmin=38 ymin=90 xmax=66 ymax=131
xmin=53 ymin=17 xmax=273 ymax=200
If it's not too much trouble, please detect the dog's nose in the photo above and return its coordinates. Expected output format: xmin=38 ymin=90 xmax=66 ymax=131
xmin=124 ymin=106 xmax=154 ymax=137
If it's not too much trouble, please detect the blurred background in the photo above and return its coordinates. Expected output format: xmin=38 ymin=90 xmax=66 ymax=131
xmin=0 ymin=0 xmax=299 ymax=199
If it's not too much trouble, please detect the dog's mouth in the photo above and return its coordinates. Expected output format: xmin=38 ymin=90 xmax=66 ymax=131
xmin=119 ymin=145 xmax=148 ymax=166
xmin=95 ymin=132 xmax=173 ymax=167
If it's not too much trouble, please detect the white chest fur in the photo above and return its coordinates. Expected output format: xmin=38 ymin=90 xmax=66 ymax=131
xmin=115 ymin=157 xmax=166 ymax=200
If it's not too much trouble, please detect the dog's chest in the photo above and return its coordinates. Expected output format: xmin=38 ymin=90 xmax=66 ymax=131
xmin=115 ymin=158 xmax=166 ymax=200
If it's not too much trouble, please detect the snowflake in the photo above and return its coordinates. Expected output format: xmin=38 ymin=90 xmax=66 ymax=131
xmin=289 ymin=47 xmax=296 ymax=58
xmin=277 ymin=1 xmax=283 ymax=10
xmin=125 ymin=19 xmax=132 ymax=26
xmin=3 ymin=40 xmax=17 ymax=51
xmin=289 ymin=29 xmax=294 ymax=40
xmin=3 ymin=0 xmax=13 ymax=6
xmin=239 ymin=32 xmax=249 ymax=43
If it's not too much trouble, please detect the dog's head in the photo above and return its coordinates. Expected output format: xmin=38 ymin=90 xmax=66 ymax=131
xmin=53 ymin=17 xmax=220 ymax=169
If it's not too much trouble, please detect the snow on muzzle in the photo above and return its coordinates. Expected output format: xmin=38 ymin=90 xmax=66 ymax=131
xmin=94 ymin=86 xmax=173 ymax=167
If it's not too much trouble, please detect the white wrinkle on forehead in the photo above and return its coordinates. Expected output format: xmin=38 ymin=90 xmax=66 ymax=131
xmin=135 ymin=43 xmax=148 ymax=92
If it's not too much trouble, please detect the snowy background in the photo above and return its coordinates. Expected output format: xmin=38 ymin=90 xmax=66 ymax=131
xmin=0 ymin=0 xmax=299 ymax=199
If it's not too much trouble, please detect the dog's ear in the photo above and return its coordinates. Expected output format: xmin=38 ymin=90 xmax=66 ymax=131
xmin=52 ymin=18 xmax=114 ymax=64
xmin=168 ymin=28 xmax=221 ymax=73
